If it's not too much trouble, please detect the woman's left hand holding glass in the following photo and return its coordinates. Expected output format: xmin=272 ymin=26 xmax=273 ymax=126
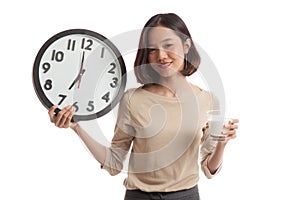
xmin=220 ymin=119 xmax=239 ymax=143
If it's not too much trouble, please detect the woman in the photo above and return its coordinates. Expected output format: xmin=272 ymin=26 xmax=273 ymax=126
xmin=49 ymin=13 xmax=239 ymax=200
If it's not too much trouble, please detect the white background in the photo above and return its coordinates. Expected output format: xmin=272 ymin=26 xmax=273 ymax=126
xmin=1 ymin=0 xmax=299 ymax=199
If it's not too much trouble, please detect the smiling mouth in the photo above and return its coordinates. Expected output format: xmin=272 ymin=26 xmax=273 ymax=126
xmin=158 ymin=62 xmax=172 ymax=69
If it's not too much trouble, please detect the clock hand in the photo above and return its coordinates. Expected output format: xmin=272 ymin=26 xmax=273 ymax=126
xmin=68 ymin=51 xmax=85 ymax=90
xmin=77 ymin=51 xmax=85 ymax=88
xmin=68 ymin=69 xmax=86 ymax=90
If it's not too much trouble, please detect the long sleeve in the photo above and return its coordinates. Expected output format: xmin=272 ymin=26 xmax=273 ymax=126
xmin=99 ymin=87 xmax=222 ymax=191
xmin=200 ymin=129 xmax=221 ymax=178
xmin=200 ymin=92 xmax=222 ymax=178
xmin=101 ymin=90 xmax=135 ymax=176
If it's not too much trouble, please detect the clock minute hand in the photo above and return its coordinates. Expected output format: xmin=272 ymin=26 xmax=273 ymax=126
xmin=77 ymin=51 xmax=85 ymax=88
xmin=68 ymin=51 xmax=85 ymax=90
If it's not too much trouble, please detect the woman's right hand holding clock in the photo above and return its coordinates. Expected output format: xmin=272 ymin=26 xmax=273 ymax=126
xmin=48 ymin=105 xmax=76 ymax=129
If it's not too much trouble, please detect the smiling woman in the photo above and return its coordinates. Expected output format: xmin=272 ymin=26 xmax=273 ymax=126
xmin=147 ymin=26 xmax=189 ymax=77
xmin=47 ymin=13 xmax=239 ymax=200
xmin=134 ymin=13 xmax=200 ymax=85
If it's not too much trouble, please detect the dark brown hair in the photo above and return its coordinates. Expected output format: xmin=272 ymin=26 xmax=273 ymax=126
xmin=134 ymin=13 xmax=201 ymax=84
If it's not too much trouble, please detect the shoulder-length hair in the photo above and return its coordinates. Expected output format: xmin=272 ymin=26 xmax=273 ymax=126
xmin=134 ymin=13 xmax=201 ymax=84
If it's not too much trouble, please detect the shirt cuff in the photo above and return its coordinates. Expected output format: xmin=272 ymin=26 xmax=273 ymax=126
xmin=201 ymin=154 xmax=222 ymax=179
xmin=100 ymin=146 xmax=111 ymax=169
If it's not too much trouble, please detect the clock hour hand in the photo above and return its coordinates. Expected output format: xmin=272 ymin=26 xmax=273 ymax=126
xmin=68 ymin=69 xmax=86 ymax=90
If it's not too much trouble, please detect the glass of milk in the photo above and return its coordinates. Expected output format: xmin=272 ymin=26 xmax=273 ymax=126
xmin=206 ymin=110 xmax=232 ymax=140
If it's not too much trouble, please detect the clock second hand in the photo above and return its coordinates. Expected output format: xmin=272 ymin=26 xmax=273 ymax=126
xmin=77 ymin=51 xmax=86 ymax=89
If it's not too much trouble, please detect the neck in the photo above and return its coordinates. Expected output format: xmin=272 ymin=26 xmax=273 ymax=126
xmin=157 ymin=74 xmax=187 ymax=96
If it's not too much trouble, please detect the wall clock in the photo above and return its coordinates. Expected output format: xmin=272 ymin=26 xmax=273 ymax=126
xmin=32 ymin=29 xmax=126 ymax=121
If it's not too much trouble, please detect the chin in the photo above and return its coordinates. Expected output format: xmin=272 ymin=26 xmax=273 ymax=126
xmin=159 ymin=70 xmax=180 ymax=79
xmin=154 ymin=66 xmax=183 ymax=78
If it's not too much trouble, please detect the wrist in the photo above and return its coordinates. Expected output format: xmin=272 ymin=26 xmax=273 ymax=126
xmin=70 ymin=122 xmax=79 ymax=132
xmin=216 ymin=141 xmax=227 ymax=150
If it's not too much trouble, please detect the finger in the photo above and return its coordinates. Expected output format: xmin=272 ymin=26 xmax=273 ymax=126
xmin=59 ymin=108 xmax=73 ymax=128
xmin=67 ymin=108 xmax=74 ymax=123
xmin=48 ymin=105 xmax=58 ymax=122
xmin=202 ymin=122 xmax=210 ymax=132
xmin=55 ymin=105 xmax=71 ymax=127
xmin=224 ymin=124 xmax=238 ymax=130
xmin=67 ymin=108 xmax=75 ymax=126
xmin=222 ymin=130 xmax=236 ymax=137
xmin=64 ymin=107 xmax=74 ymax=127
xmin=58 ymin=110 xmax=70 ymax=127
xmin=230 ymin=119 xmax=239 ymax=124
xmin=226 ymin=133 xmax=237 ymax=140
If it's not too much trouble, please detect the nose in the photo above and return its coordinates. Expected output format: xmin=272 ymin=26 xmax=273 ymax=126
xmin=158 ymin=48 xmax=168 ymax=61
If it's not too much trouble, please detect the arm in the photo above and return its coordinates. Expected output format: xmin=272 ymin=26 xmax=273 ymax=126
xmin=48 ymin=105 xmax=106 ymax=165
xmin=201 ymin=91 xmax=239 ymax=175
xmin=207 ymin=119 xmax=239 ymax=174
xmin=48 ymin=90 xmax=135 ymax=175
xmin=207 ymin=142 xmax=226 ymax=174
xmin=72 ymin=123 xmax=106 ymax=164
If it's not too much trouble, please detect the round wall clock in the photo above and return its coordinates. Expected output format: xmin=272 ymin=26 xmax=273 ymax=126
xmin=32 ymin=29 xmax=127 ymax=121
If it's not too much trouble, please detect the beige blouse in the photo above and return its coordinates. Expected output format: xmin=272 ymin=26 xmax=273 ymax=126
xmin=102 ymin=87 xmax=221 ymax=192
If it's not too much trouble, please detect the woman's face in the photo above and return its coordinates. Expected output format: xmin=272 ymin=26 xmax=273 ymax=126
xmin=147 ymin=26 xmax=189 ymax=78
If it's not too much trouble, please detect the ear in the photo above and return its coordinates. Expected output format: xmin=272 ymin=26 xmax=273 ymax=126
xmin=183 ymin=38 xmax=191 ymax=54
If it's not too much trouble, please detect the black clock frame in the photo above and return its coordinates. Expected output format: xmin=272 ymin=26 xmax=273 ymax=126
xmin=32 ymin=29 xmax=127 ymax=121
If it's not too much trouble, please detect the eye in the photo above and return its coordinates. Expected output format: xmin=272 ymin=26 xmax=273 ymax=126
xmin=147 ymin=48 xmax=157 ymax=54
xmin=163 ymin=43 xmax=173 ymax=49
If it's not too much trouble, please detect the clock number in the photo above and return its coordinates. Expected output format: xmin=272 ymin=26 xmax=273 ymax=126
xmin=108 ymin=63 xmax=116 ymax=74
xmin=100 ymin=47 xmax=105 ymax=58
xmin=102 ymin=92 xmax=110 ymax=103
xmin=51 ymin=50 xmax=64 ymax=62
xmin=86 ymin=101 xmax=95 ymax=112
xmin=42 ymin=62 xmax=51 ymax=73
xmin=81 ymin=38 xmax=93 ymax=50
xmin=44 ymin=79 xmax=52 ymax=90
xmin=110 ymin=77 xmax=118 ymax=88
xmin=67 ymin=39 xmax=76 ymax=51
xmin=72 ymin=102 xmax=79 ymax=112
xmin=58 ymin=94 xmax=67 ymax=105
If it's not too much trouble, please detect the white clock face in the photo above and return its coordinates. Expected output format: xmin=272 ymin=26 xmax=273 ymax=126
xmin=33 ymin=29 xmax=126 ymax=121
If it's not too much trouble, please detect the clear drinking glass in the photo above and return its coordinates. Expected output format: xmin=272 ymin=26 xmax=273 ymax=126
xmin=206 ymin=110 xmax=232 ymax=140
